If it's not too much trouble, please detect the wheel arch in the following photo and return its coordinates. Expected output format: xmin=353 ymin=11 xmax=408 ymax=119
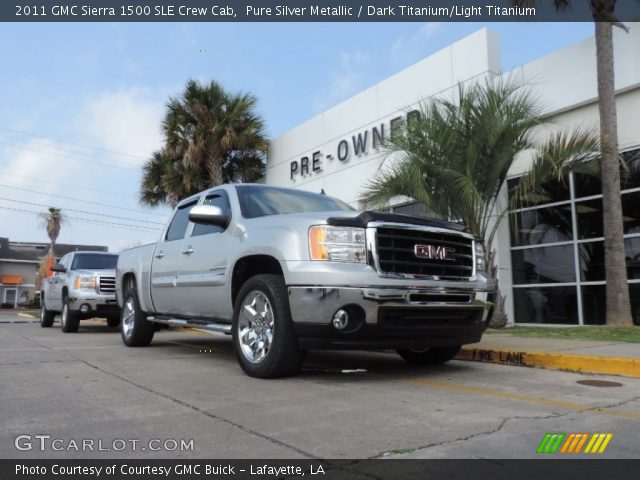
xmin=231 ymin=255 xmax=284 ymax=306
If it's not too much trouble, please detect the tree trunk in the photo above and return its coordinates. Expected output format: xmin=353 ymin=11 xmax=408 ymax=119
xmin=594 ymin=21 xmax=632 ymax=326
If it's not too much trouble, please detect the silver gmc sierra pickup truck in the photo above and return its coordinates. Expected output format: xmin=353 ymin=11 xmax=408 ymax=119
xmin=116 ymin=184 xmax=495 ymax=378
xmin=40 ymin=251 xmax=120 ymax=332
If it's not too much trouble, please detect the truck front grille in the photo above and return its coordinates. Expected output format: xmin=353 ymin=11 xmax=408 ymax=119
xmin=98 ymin=276 xmax=116 ymax=294
xmin=375 ymin=227 xmax=474 ymax=279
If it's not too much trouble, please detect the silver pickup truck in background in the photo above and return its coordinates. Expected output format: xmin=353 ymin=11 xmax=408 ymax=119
xmin=116 ymin=184 xmax=495 ymax=378
xmin=40 ymin=251 xmax=120 ymax=332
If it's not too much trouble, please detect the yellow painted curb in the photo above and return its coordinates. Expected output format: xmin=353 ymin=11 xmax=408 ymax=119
xmin=457 ymin=347 xmax=640 ymax=378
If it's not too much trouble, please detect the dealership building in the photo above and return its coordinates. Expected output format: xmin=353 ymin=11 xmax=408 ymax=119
xmin=266 ymin=27 xmax=640 ymax=326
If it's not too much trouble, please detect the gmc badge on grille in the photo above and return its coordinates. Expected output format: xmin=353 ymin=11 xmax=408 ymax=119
xmin=414 ymin=244 xmax=456 ymax=261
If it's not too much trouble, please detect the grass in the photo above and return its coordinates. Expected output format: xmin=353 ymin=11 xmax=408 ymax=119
xmin=487 ymin=326 xmax=640 ymax=343
xmin=20 ymin=310 xmax=40 ymax=319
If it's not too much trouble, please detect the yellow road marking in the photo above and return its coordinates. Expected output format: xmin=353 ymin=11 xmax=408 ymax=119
xmin=401 ymin=378 xmax=640 ymax=420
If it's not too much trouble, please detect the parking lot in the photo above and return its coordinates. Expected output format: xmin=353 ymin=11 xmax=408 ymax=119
xmin=1 ymin=311 xmax=639 ymax=459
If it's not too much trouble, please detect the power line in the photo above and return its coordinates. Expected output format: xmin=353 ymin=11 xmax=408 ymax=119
xmin=0 ymin=196 xmax=165 ymax=226
xmin=0 ymin=141 xmax=140 ymax=171
xmin=0 ymin=126 xmax=148 ymax=160
xmin=0 ymin=183 xmax=168 ymax=218
xmin=0 ymin=173 xmax=140 ymax=199
xmin=0 ymin=205 xmax=162 ymax=232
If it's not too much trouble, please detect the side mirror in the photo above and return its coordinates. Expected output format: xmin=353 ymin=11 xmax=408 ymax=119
xmin=189 ymin=205 xmax=230 ymax=228
xmin=51 ymin=263 xmax=66 ymax=273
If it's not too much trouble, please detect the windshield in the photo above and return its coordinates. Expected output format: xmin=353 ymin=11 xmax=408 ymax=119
xmin=71 ymin=254 xmax=118 ymax=270
xmin=236 ymin=185 xmax=355 ymax=219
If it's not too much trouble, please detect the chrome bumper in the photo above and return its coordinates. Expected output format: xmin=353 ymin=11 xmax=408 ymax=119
xmin=288 ymin=285 xmax=493 ymax=325
xmin=67 ymin=289 xmax=119 ymax=312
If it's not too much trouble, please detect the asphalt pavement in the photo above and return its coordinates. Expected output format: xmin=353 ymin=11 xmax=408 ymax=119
xmin=1 ymin=311 xmax=639 ymax=459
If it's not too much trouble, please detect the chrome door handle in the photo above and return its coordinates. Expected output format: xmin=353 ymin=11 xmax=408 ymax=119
xmin=155 ymin=252 xmax=165 ymax=259
xmin=181 ymin=248 xmax=194 ymax=255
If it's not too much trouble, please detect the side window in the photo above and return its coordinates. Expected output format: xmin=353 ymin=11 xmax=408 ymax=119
xmin=165 ymin=201 xmax=196 ymax=242
xmin=192 ymin=193 xmax=231 ymax=237
xmin=57 ymin=255 xmax=69 ymax=274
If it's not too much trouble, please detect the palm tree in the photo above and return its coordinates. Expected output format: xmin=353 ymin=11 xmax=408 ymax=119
xmin=359 ymin=80 xmax=599 ymax=326
xmin=140 ymin=80 xmax=268 ymax=207
xmin=516 ymin=2 xmax=633 ymax=320
xmin=39 ymin=207 xmax=65 ymax=277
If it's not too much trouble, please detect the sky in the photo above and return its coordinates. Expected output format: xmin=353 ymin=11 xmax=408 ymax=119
xmin=0 ymin=21 xmax=595 ymax=252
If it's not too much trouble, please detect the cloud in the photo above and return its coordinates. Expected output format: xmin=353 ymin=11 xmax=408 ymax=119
xmin=0 ymin=87 xmax=172 ymax=251
xmin=76 ymin=88 xmax=165 ymax=167
xmin=390 ymin=23 xmax=442 ymax=67
xmin=312 ymin=50 xmax=370 ymax=112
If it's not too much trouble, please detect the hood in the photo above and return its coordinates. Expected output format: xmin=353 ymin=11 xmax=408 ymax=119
xmin=326 ymin=211 xmax=468 ymax=232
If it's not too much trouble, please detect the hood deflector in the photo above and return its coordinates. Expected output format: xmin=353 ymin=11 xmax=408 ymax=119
xmin=326 ymin=211 xmax=468 ymax=233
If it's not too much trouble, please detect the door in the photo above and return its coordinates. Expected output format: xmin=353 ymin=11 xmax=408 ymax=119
xmin=47 ymin=253 xmax=70 ymax=310
xmin=4 ymin=288 xmax=17 ymax=308
xmin=175 ymin=191 xmax=234 ymax=319
xmin=150 ymin=200 xmax=197 ymax=315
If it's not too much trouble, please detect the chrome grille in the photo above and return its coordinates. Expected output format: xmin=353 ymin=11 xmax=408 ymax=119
xmin=98 ymin=276 xmax=116 ymax=294
xmin=376 ymin=227 xmax=474 ymax=279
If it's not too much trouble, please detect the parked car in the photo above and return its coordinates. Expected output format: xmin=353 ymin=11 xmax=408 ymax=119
xmin=40 ymin=251 xmax=120 ymax=332
xmin=116 ymin=184 xmax=495 ymax=378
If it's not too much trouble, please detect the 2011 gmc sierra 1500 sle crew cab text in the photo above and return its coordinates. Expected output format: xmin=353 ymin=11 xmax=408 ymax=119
xmin=116 ymin=184 xmax=495 ymax=378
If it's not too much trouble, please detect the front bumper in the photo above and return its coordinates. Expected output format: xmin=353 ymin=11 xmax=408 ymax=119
xmin=67 ymin=290 xmax=120 ymax=318
xmin=288 ymin=285 xmax=494 ymax=349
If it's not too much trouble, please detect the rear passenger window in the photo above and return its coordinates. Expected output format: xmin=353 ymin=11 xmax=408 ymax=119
xmin=192 ymin=193 xmax=231 ymax=237
xmin=165 ymin=201 xmax=196 ymax=242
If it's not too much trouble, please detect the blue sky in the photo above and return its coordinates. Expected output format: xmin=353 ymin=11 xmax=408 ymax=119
xmin=0 ymin=22 xmax=594 ymax=251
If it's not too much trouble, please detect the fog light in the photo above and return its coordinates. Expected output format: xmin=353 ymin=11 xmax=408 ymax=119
xmin=80 ymin=304 xmax=91 ymax=314
xmin=332 ymin=309 xmax=349 ymax=330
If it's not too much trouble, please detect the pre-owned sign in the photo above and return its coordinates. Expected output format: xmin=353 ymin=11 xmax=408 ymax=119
xmin=290 ymin=109 xmax=419 ymax=180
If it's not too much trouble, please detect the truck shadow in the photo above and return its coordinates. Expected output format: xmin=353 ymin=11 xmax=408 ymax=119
xmin=150 ymin=332 xmax=472 ymax=379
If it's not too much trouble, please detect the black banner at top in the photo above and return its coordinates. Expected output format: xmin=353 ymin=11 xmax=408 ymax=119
xmin=5 ymin=0 xmax=640 ymax=22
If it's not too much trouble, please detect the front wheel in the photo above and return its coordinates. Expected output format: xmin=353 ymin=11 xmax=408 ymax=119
xmin=397 ymin=346 xmax=462 ymax=365
xmin=121 ymin=288 xmax=154 ymax=347
xmin=232 ymin=274 xmax=303 ymax=378
xmin=40 ymin=301 xmax=55 ymax=328
xmin=60 ymin=297 xmax=80 ymax=333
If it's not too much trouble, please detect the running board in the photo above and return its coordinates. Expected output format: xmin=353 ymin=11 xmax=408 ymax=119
xmin=147 ymin=316 xmax=232 ymax=335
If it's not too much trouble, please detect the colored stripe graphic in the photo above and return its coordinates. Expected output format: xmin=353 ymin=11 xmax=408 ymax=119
xmin=537 ymin=433 xmax=566 ymax=453
xmin=539 ymin=433 xmax=613 ymax=454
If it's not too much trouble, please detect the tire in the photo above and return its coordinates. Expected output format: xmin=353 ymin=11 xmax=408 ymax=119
xmin=120 ymin=288 xmax=154 ymax=347
xmin=106 ymin=315 xmax=120 ymax=328
xmin=397 ymin=346 xmax=462 ymax=366
xmin=60 ymin=296 xmax=80 ymax=333
xmin=40 ymin=300 xmax=55 ymax=328
xmin=232 ymin=274 xmax=303 ymax=378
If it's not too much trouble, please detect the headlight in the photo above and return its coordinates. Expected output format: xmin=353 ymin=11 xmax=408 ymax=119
xmin=309 ymin=226 xmax=366 ymax=263
xmin=74 ymin=275 xmax=96 ymax=290
xmin=474 ymin=241 xmax=486 ymax=272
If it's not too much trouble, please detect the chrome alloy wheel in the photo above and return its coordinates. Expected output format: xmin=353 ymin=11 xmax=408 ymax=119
xmin=237 ymin=290 xmax=274 ymax=364
xmin=122 ymin=297 xmax=135 ymax=338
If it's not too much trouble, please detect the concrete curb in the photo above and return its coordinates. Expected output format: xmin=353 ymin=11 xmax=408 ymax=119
xmin=456 ymin=347 xmax=640 ymax=378
xmin=17 ymin=312 xmax=37 ymax=319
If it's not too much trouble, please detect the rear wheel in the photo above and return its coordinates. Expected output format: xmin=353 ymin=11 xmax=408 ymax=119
xmin=232 ymin=274 xmax=303 ymax=378
xmin=121 ymin=288 xmax=154 ymax=347
xmin=60 ymin=297 xmax=80 ymax=333
xmin=40 ymin=300 xmax=55 ymax=328
xmin=397 ymin=346 xmax=462 ymax=365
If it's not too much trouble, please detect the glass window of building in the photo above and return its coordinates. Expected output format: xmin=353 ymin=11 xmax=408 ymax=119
xmin=508 ymin=148 xmax=640 ymax=325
